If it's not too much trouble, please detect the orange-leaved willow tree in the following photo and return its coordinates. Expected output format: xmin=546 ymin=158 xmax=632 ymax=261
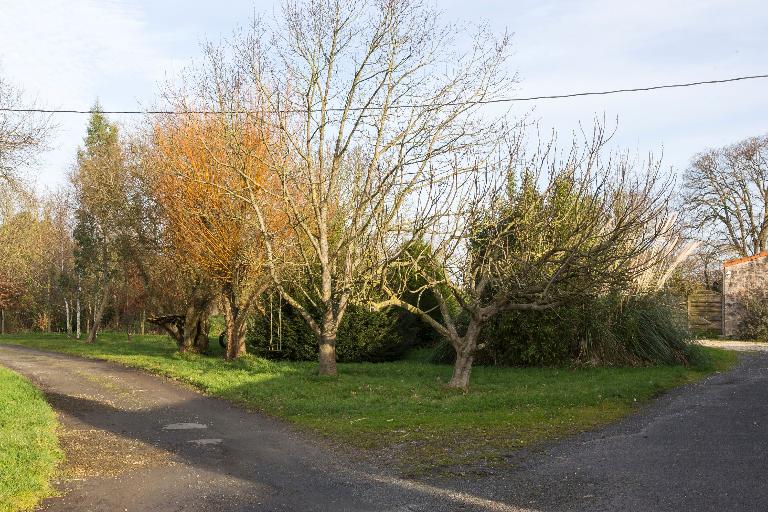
xmin=150 ymin=112 xmax=284 ymax=359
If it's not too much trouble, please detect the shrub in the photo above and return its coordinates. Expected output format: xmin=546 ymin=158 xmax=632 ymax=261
xmin=431 ymin=293 xmax=693 ymax=367
xmin=737 ymin=291 xmax=768 ymax=341
xmin=609 ymin=294 xmax=692 ymax=365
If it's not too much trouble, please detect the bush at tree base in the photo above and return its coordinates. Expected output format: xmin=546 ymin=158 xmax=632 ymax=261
xmin=247 ymin=303 xmax=437 ymax=363
xmin=431 ymin=294 xmax=694 ymax=367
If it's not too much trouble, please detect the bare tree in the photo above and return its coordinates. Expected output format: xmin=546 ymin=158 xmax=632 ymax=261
xmin=683 ymin=134 xmax=768 ymax=258
xmin=375 ymin=126 xmax=675 ymax=390
xmin=231 ymin=0 xmax=513 ymax=376
xmin=0 ymin=73 xmax=51 ymax=187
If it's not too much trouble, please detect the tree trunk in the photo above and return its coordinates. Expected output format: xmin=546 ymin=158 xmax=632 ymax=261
xmin=194 ymin=317 xmax=210 ymax=353
xmin=86 ymin=287 xmax=110 ymax=343
xmin=181 ymin=305 xmax=201 ymax=352
xmin=448 ymin=350 xmax=474 ymax=390
xmin=1 ymin=309 xmax=4 ymax=335
xmin=141 ymin=309 xmax=145 ymax=337
xmin=113 ymin=293 xmax=120 ymax=332
xmin=46 ymin=278 xmax=51 ymax=333
xmin=446 ymin=319 xmax=482 ymax=391
xmin=86 ymin=300 xmax=91 ymax=335
xmin=182 ymin=295 xmax=212 ymax=353
xmin=65 ymin=298 xmax=71 ymax=337
xmin=222 ymin=285 xmax=246 ymax=360
xmin=76 ymin=297 xmax=81 ymax=339
xmin=318 ymin=313 xmax=338 ymax=376
xmin=224 ymin=317 xmax=247 ymax=360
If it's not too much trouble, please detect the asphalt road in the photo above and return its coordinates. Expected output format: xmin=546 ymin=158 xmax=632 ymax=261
xmin=1 ymin=343 xmax=767 ymax=512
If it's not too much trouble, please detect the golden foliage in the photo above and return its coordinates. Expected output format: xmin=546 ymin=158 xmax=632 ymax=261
xmin=150 ymin=113 xmax=280 ymax=284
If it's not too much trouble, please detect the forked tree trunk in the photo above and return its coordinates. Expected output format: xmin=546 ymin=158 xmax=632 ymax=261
xmin=448 ymin=350 xmax=475 ymax=390
xmin=149 ymin=302 xmax=211 ymax=354
xmin=446 ymin=319 xmax=483 ymax=391
xmin=86 ymin=287 xmax=110 ymax=343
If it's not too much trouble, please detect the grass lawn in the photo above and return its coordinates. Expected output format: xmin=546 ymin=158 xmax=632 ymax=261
xmin=0 ymin=366 xmax=63 ymax=512
xmin=0 ymin=333 xmax=737 ymax=473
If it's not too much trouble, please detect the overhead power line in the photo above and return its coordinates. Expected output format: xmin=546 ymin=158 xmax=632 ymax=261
xmin=1 ymin=73 xmax=766 ymax=116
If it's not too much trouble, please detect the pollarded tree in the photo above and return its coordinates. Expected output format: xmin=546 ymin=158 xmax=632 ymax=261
xmin=149 ymin=112 xmax=279 ymax=359
xmin=377 ymin=126 xmax=675 ymax=390
xmin=683 ymin=134 xmax=768 ymax=258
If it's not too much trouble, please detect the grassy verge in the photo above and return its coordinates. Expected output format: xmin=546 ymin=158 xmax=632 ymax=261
xmin=0 ymin=333 xmax=736 ymax=473
xmin=0 ymin=366 xmax=62 ymax=512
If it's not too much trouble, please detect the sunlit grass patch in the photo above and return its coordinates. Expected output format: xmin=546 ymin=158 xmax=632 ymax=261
xmin=0 ymin=366 xmax=62 ymax=512
xmin=0 ymin=333 xmax=736 ymax=472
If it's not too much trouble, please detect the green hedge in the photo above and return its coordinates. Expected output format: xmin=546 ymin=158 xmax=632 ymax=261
xmin=247 ymin=304 xmax=435 ymax=362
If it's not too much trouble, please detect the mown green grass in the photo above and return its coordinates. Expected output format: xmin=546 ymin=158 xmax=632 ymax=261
xmin=0 ymin=366 xmax=62 ymax=512
xmin=0 ymin=332 xmax=737 ymax=472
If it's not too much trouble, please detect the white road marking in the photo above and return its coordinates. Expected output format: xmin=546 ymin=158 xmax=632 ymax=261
xmin=188 ymin=438 xmax=223 ymax=445
xmin=163 ymin=422 xmax=208 ymax=430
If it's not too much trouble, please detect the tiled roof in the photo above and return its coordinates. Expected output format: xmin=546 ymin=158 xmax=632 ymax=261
xmin=723 ymin=251 xmax=768 ymax=268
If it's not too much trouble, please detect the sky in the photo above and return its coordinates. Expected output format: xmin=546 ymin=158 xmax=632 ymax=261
xmin=0 ymin=0 xmax=766 ymax=190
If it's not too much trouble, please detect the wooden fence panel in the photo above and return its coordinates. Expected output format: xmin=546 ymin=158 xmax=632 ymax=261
xmin=687 ymin=290 xmax=722 ymax=334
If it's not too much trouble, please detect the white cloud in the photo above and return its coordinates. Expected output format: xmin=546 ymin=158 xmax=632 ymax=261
xmin=0 ymin=0 xmax=180 ymax=188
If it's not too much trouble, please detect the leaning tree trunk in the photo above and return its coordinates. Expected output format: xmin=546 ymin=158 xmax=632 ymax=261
xmin=86 ymin=286 xmax=110 ymax=343
xmin=148 ymin=298 xmax=212 ymax=354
